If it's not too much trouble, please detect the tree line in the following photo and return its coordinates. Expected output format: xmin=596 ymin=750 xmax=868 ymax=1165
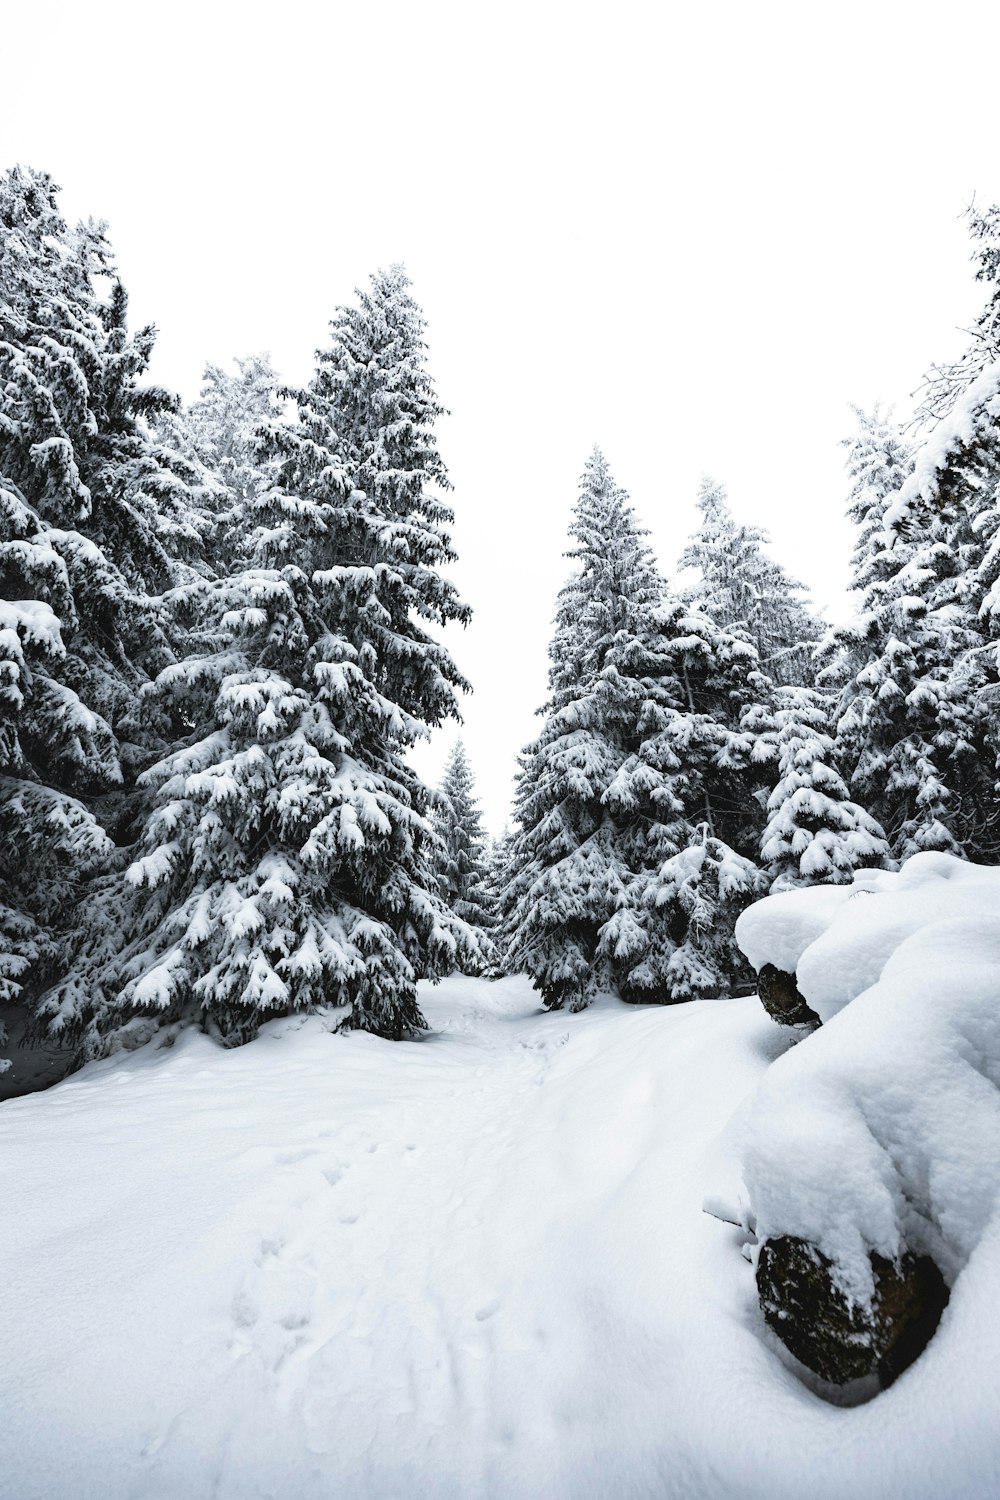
xmin=2 ymin=166 xmax=999 ymax=1068
xmin=442 ymin=207 xmax=1000 ymax=1009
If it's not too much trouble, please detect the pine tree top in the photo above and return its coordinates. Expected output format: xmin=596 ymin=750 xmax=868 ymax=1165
xmin=679 ymin=474 xmax=820 ymax=689
xmin=316 ymin=264 xmax=451 ymax=516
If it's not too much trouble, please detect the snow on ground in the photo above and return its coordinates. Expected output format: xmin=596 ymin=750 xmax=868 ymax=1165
xmin=2 ymin=973 xmax=998 ymax=1499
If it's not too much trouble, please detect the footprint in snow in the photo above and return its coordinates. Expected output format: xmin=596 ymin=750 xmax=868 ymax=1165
xmin=231 ymin=1237 xmax=318 ymax=1372
xmin=231 ymin=1290 xmax=259 ymax=1329
xmin=275 ymin=1147 xmax=320 ymax=1166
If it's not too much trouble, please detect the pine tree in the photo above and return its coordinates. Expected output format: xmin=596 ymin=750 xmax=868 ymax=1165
xmin=74 ymin=267 xmax=481 ymax=1050
xmin=502 ymin=449 xmax=680 ymax=1010
xmin=482 ymin=825 xmax=516 ymax=961
xmin=747 ymin=685 xmax=890 ymax=890
xmin=174 ymin=353 xmax=281 ymax=520
xmin=152 ymin=352 xmax=281 ymax=593
xmin=607 ymin=593 xmax=767 ymax=1002
xmin=913 ymin=200 xmax=1000 ymax=428
xmin=890 ymin=206 xmax=1000 ymax=856
xmin=679 ymin=476 xmax=821 ymax=687
xmin=0 ymin=167 xmax=208 ymax=1051
xmin=502 ymin=450 xmax=766 ymax=1009
xmin=432 ymin=739 xmax=493 ymax=945
xmin=841 ymin=405 xmax=914 ymax=600
xmin=826 ymin=407 xmax=995 ymax=860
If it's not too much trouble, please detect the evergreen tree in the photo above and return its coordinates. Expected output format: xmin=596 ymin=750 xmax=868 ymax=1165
xmin=840 ymin=404 xmax=914 ymax=601
xmin=152 ymin=352 xmax=281 ymax=590
xmin=826 ymin=407 xmax=995 ymax=860
xmin=432 ymin=739 xmax=493 ymax=942
xmin=502 ymin=451 xmax=766 ymax=1010
xmin=606 ymin=594 xmax=767 ymax=1002
xmin=483 ymin=825 xmax=515 ymax=928
xmin=0 ymin=167 xmax=208 ymax=1050
xmin=747 ymin=685 xmax=890 ymax=890
xmin=913 ymin=200 xmax=1000 ymax=427
xmin=679 ymin=476 xmax=821 ymax=687
xmin=470 ymin=828 xmax=517 ymax=980
xmin=502 ymin=449 xmax=679 ymax=1009
xmin=175 ymin=353 xmax=281 ymax=520
xmin=62 ymin=266 xmax=482 ymax=1051
xmin=883 ymin=207 xmax=1000 ymax=857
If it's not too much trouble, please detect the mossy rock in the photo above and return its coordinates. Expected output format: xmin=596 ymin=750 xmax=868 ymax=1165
xmin=757 ymin=964 xmax=821 ymax=1029
xmin=756 ymin=1234 xmax=948 ymax=1385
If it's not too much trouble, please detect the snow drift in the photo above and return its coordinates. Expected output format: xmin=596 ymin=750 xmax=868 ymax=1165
xmin=734 ymin=851 xmax=1000 ymax=1317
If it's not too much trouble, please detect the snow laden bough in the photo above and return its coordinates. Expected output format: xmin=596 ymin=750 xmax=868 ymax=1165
xmin=726 ymin=853 xmax=1000 ymax=1388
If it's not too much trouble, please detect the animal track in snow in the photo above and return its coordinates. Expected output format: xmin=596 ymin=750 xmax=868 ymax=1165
xmin=231 ymin=1232 xmax=320 ymax=1373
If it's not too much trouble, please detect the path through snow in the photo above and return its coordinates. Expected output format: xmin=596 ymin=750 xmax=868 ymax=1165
xmin=1 ymin=976 xmax=997 ymax=1498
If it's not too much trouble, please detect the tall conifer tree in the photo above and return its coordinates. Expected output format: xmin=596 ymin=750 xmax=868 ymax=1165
xmin=608 ymin=594 xmax=766 ymax=1002
xmin=432 ymin=739 xmax=492 ymax=942
xmin=884 ymin=208 xmax=1000 ymax=855
xmin=502 ymin=449 xmax=677 ymax=1009
xmin=65 ymin=267 xmax=481 ymax=1051
xmin=0 ymin=167 xmax=208 ymax=1050
xmin=826 ymin=407 xmax=994 ymax=860
xmin=502 ymin=451 xmax=766 ymax=1009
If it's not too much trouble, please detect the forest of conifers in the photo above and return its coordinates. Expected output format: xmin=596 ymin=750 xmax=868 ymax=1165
xmin=3 ymin=163 xmax=1000 ymax=1069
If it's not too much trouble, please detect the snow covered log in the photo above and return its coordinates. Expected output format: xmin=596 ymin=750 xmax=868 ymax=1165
xmin=731 ymin=852 xmax=1000 ymax=1384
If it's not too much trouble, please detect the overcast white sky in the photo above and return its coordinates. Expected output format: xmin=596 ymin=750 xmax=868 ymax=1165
xmin=4 ymin=1 xmax=999 ymax=831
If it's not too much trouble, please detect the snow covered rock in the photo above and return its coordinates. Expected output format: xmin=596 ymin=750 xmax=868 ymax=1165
xmin=755 ymin=964 xmax=820 ymax=1029
xmin=734 ymin=880 xmax=860 ymax=983
xmin=736 ymin=880 xmax=855 ymax=1028
xmin=756 ymin=1235 xmax=947 ymax=1386
xmin=732 ymin=852 xmax=1000 ymax=1384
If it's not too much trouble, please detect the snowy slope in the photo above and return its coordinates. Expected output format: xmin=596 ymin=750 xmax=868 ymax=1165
xmin=2 ymin=975 xmax=998 ymax=1499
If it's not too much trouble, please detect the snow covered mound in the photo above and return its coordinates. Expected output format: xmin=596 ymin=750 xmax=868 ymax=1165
xmin=736 ymin=851 xmax=1000 ymax=1023
xmin=733 ymin=852 xmax=1000 ymax=1357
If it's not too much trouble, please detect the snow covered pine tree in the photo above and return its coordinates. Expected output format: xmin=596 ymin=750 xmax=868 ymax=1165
xmin=77 ymin=266 xmax=481 ymax=1049
xmin=162 ymin=352 xmax=281 ymax=526
xmin=746 ymin=685 xmax=890 ymax=889
xmin=880 ymin=205 xmax=1000 ymax=858
xmin=610 ymin=590 xmax=768 ymax=1002
xmin=502 ymin=449 xmax=765 ymax=1010
xmin=502 ymin=449 xmax=675 ymax=1009
xmin=0 ymin=167 xmax=210 ymax=1059
xmin=481 ymin=826 xmax=517 ymax=967
xmin=432 ymin=739 xmax=493 ymax=951
xmin=825 ymin=406 xmax=993 ymax=860
xmin=680 ymin=475 xmax=821 ymax=688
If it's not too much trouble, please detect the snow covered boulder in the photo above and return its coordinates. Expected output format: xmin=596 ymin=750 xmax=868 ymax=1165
xmin=731 ymin=852 xmax=1000 ymax=1385
xmin=755 ymin=964 xmax=820 ymax=1029
xmin=735 ymin=880 xmax=862 ymax=981
xmin=735 ymin=881 xmax=860 ymax=1027
xmin=756 ymin=1235 xmax=947 ymax=1386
